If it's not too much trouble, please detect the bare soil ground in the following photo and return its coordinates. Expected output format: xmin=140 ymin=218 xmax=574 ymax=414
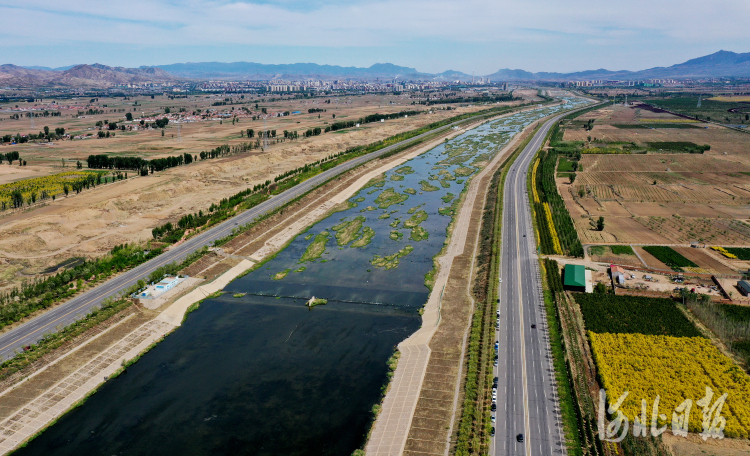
xmin=560 ymin=104 xmax=750 ymax=250
xmin=663 ymin=432 xmax=750 ymax=456
xmin=0 ymin=94 xmax=515 ymax=293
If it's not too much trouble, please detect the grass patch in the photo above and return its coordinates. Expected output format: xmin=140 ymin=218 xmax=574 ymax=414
xmin=442 ymin=193 xmax=455 ymax=203
xmin=300 ymin=231 xmax=329 ymax=262
xmin=454 ymin=166 xmax=474 ymax=177
xmin=410 ymin=226 xmax=428 ymax=241
xmin=273 ymin=269 xmax=291 ymax=280
xmin=589 ymin=245 xmax=606 ymax=256
xmin=610 ymin=245 xmax=634 ymax=255
xmin=419 ymin=180 xmax=439 ymax=192
xmin=374 ymin=187 xmax=409 ymax=209
xmin=404 ymin=187 xmax=416 ymax=195
xmin=233 ymin=293 xmax=246 ymax=298
xmin=371 ymin=245 xmax=414 ymax=270
xmin=390 ymin=174 xmax=404 ymax=181
xmin=403 ymin=210 xmax=428 ymax=228
xmin=390 ymin=231 xmax=403 ymax=241
xmin=332 ymin=216 xmax=366 ymax=246
xmin=395 ymin=166 xmax=415 ymax=174
xmin=351 ymin=227 xmax=375 ymax=248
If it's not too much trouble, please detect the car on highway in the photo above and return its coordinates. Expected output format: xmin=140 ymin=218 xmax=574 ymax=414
xmin=531 ymin=324 xmax=536 ymax=329
xmin=516 ymin=433 xmax=524 ymax=443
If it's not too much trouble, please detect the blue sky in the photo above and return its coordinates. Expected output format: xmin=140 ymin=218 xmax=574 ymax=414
xmin=1 ymin=0 xmax=749 ymax=74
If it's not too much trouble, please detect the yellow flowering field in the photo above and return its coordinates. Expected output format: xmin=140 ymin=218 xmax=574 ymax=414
xmin=0 ymin=171 xmax=103 ymax=208
xmin=590 ymin=332 xmax=750 ymax=438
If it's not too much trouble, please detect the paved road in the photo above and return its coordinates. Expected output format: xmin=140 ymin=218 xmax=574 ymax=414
xmin=0 ymin=116 xmax=484 ymax=361
xmin=493 ymin=104 xmax=597 ymax=456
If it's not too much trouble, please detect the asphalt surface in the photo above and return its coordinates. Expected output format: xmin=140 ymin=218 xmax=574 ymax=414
xmin=0 ymin=117 xmax=479 ymax=361
xmin=493 ymin=104 xmax=596 ymax=456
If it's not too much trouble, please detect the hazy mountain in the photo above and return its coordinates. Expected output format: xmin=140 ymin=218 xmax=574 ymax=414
xmin=486 ymin=51 xmax=750 ymax=81
xmin=5 ymin=50 xmax=750 ymax=87
xmin=22 ymin=65 xmax=77 ymax=71
xmin=0 ymin=63 xmax=177 ymax=88
xmin=150 ymin=61 xmax=423 ymax=79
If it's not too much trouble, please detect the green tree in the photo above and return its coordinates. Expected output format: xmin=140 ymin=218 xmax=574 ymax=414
xmin=77 ymin=160 xmax=83 ymax=169
xmin=63 ymin=184 xmax=69 ymax=196
xmin=43 ymin=126 xmax=49 ymax=136
xmin=164 ymin=107 xmax=171 ymax=114
xmin=569 ymin=173 xmax=576 ymax=184
xmin=125 ymin=112 xmax=133 ymax=121
xmin=11 ymin=189 xmax=23 ymax=208
xmin=594 ymin=282 xmax=607 ymax=294
xmin=596 ymin=216 xmax=605 ymax=231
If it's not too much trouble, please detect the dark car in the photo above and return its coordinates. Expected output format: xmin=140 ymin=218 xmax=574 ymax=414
xmin=531 ymin=324 xmax=536 ymax=329
xmin=491 ymin=403 xmax=496 ymax=412
xmin=516 ymin=433 xmax=524 ymax=443
xmin=490 ymin=427 xmax=495 ymax=437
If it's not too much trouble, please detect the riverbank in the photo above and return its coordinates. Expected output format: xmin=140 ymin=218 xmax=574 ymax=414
xmin=0 ymin=111 xmax=494 ymax=455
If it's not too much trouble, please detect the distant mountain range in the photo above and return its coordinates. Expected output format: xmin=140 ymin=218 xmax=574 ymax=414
xmin=151 ymin=62 xmax=423 ymax=80
xmin=486 ymin=51 xmax=750 ymax=81
xmin=3 ymin=50 xmax=750 ymax=88
xmin=0 ymin=63 xmax=176 ymax=88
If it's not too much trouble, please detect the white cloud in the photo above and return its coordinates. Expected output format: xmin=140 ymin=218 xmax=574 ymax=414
xmin=0 ymin=0 xmax=748 ymax=71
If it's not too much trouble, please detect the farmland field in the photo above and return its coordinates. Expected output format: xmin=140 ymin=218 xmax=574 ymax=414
xmin=590 ymin=333 xmax=750 ymax=438
xmin=642 ymin=245 xmax=697 ymax=271
xmin=576 ymin=293 xmax=750 ymax=440
xmin=556 ymin=104 xmax=750 ymax=249
xmin=574 ymin=294 xmax=702 ymax=337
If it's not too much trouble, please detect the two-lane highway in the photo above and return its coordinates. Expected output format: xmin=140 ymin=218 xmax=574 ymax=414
xmin=494 ymin=102 xmax=597 ymax=455
xmin=0 ymin=115 xmax=487 ymax=361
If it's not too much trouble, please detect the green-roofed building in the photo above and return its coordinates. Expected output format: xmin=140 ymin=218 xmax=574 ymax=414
xmin=563 ymin=264 xmax=586 ymax=292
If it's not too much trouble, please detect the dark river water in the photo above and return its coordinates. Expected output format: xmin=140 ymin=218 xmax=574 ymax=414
xmin=14 ymin=98 xmax=589 ymax=456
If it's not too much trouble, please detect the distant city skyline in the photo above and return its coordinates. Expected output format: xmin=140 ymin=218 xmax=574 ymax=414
xmin=1 ymin=0 xmax=749 ymax=74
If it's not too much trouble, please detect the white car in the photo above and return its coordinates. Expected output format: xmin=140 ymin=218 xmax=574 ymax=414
xmin=491 ymin=414 xmax=496 ymax=423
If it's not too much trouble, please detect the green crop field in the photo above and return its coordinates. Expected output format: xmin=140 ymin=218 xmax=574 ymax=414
xmin=642 ymin=246 xmax=697 ymax=270
xmin=574 ymin=294 xmax=702 ymax=337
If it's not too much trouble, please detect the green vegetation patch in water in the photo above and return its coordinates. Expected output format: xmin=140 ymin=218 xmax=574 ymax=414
xmin=350 ymin=226 xmax=375 ymax=248
xmin=390 ymin=175 xmax=405 ymax=181
xmin=371 ymin=245 xmax=414 ymax=270
xmin=442 ymin=193 xmax=455 ymax=203
xmin=378 ymin=213 xmax=390 ymax=219
xmin=420 ymin=180 xmax=439 ymax=192
xmin=300 ymin=231 xmax=329 ymax=263
xmin=374 ymin=188 xmax=409 ymax=209
xmin=332 ymin=216 xmax=365 ymax=246
xmin=363 ymin=173 xmax=386 ymax=189
xmin=404 ymin=188 xmax=416 ymax=195
xmin=390 ymin=231 xmax=403 ymax=241
xmin=454 ymin=167 xmax=474 ymax=177
xmin=351 ymin=197 xmax=365 ymax=203
xmin=273 ymin=269 xmax=292 ymax=280
xmin=404 ymin=210 xmax=428 ymax=228
xmin=395 ymin=166 xmax=415 ymax=175
xmin=410 ymin=226 xmax=429 ymax=242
